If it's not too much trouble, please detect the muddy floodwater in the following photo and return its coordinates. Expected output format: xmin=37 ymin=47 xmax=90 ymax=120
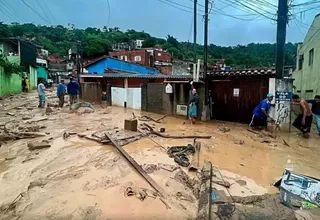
xmin=0 ymin=91 xmax=319 ymax=219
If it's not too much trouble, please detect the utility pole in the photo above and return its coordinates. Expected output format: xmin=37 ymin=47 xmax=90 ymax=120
xmin=274 ymin=0 xmax=292 ymax=131
xmin=202 ymin=0 xmax=209 ymax=121
xmin=193 ymin=0 xmax=197 ymax=63
xmin=275 ymin=0 xmax=288 ymax=78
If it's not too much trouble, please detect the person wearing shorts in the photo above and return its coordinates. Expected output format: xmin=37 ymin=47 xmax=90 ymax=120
xmin=249 ymin=93 xmax=274 ymax=130
xmin=37 ymin=80 xmax=46 ymax=108
xmin=292 ymin=94 xmax=313 ymax=138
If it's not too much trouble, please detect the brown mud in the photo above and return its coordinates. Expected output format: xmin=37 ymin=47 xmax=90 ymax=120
xmin=0 ymin=91 xmax=320 ymax=219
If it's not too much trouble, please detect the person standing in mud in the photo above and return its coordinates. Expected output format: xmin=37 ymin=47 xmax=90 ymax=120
xmin=189 ymin=88 xmax=199 ymax=124
xmin=22 ymin=77 xmax=26 ymax=92
xmin=292 ymin=94 xmax=313 ymax=138
xmin=37 ymin=79 xmax=46 ymax=108
xmin=67 ymin=77 xmax=80 ymax=109
xmin=307 ymin=95 xmax=320 ymax=136
xmin=25 ymin=77 xmax=30 ymax=93
xmin=249 ymin=93 xmax=274 ymax=130
xmin=57 ymin=79 xmax=66 ymax=108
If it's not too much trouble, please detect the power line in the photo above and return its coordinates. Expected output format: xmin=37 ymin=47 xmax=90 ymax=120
xmin=0 ymin=0 xmax=23 ymax=22
xmin=106 ymin=0 xmax=111 ymax=27
xmin=43 ymin=0 xmax=57 ymax=23
xmin=158 ymin=0 xmax=267 ymax=21
xmin=291 ymin=0 xmax=320 ymax=8
xmin=21 ymin=0 xmax=51 ymax=24
xmin=35 ymin=0 xmax=52 ymax=23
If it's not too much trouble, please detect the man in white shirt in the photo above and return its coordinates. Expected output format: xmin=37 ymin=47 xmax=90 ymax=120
xmin=37 ymin=80 xmax=46 ymax=108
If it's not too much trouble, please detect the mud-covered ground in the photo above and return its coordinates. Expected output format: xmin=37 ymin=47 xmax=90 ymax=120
xmin=0 ymin=91 xmax=319 ymax=220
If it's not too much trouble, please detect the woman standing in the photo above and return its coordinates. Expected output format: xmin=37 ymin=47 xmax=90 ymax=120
xmin=189 ymin=89 xmax=199 ymax=124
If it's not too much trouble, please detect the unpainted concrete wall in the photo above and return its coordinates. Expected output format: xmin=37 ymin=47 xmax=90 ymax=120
xmin=80 ymin=82 xmax=102 ymax=103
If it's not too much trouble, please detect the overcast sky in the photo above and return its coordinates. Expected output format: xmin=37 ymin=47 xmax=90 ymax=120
xmin=0 ymin=0 xmax=319 ymax=46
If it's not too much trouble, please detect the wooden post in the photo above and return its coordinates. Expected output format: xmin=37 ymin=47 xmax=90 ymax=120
xmin=105 ymin=133 xmax=165 ymax=197
xmin=196 ymin=160 xmax=212 ymax=220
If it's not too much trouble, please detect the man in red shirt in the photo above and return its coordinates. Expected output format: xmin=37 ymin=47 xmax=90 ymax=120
xmin=292 ymin=94 xmax=313 ymax=138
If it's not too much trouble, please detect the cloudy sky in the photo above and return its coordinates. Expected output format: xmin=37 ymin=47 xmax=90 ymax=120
xmin=0 ymin=0 xmax=319 ymax=46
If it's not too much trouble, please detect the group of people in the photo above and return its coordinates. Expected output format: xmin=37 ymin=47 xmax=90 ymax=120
xmin=37 ymin=77 xmax=80 ymax=108
xmin=250 ymin=93 xmax=320 ymax=138
xmin=21 ymin=77 xmax=30 ymax=93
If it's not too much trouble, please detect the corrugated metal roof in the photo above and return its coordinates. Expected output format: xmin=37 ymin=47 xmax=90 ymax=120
xmin=208 ymin=69 xmax=275 ymax=76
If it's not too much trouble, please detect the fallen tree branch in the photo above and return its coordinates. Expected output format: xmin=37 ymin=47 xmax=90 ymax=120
xmin=139 ymin=115 xmax=167 ymax=123
xmin=247 ymin=128 xmax=260 ymax=135
xmin=11 ymin=132 xmax=47 ymax=137
xmin=142 ymin=123 xmax=211 ymax=139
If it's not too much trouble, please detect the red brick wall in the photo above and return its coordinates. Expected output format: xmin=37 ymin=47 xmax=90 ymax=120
xmin=154 ymin=50 xmax=171 ymax=62
xmin=159 ymin=66 xmax=173 ymax=75
xmin=109 ymin=50 xmax=150 ymax=67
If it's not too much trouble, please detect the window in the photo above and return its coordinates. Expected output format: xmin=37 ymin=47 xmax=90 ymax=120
xmin=309 ymin=49 xmax=314 ymax=65
xmin=120 ymin=55 xmax=127 ymax=61
xmin=298 ymin=54 xmax=304 ymax=70
xmin=134 ymin=56 xmax=141 ymax=62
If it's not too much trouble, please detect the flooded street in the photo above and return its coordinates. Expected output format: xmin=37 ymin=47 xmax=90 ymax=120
xmin=0 ymin=91 xmax=319 ymax=219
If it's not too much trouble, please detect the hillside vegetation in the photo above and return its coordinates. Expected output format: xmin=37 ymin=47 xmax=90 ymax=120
xmin=0 ymin=23 xmax=298 ymax=69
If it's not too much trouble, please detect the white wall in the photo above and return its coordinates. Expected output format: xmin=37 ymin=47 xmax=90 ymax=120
xmin=111 ymin=87 xmax=141 ymax=110
xmin=269 ymin=78 xmax=293 ymax=130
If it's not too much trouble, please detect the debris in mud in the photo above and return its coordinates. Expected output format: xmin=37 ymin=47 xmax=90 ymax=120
xmin=141 ymin=164 xmax=158 ymax=174
xmin=5 ymin=156 xmax=16 ymax=161
xmin=63 ymin=131 xmax=77 ymax=140
xmin=76 ymin=107 xmax=95 ymax=115
xmin=142 ymin=123 xmax=212 ymax=139
xmin=158 ymin=163 xmax=178 ymax=172
xmin=283 ymin=139 xmax=291 ymax=147
xmin=276 ymin=169 xmax=320 ymax=208
xmin=230 ymin=194 xmax=297 ymax=220
xmin=176 ymin=191 xmax=195 ymax=203
xmin=105 ymin=132 xmax=166 ymax=197
xmin=212 ymin=179 xmax=231 ymax=188
xmin=124 ymin=186 xmax=157 ymax=202
xmin=167 ymin=144 xmax=195 ymax=167
xmin=71 ymin=102 xmax=94 ymax=110
xmin=6 ymin=112 xmax=15 ymax=116
xmin=236 ymin=180 xmax=247 ymax=186
xmin=174 ymin=169 xmax=198 ymax=189
xmin=28 ymin=178 xmax=47 ymax=190
xmin=27 ymin=141 xmax=51 ymax=150
xmin=159 ymin=197 xmax=171 ymax=209
xmin=260 ymin=139 xmax=271 ymax=143
xmin=234 ymin=140 xmax=244 ymax=145
xmin=80 ymin=206 xmax=102 ymax=220
xmin=45 ymin=107 xmax=53 ymax=115
xmin=22 ymin=156 xmax=38 ymax=163
xmin=22 ymin=115 xmax=33 ymax=120
xmin=219 ymin=126 xmax=230 ymax=133
xmin=138 ymin=115 xmax=167 ymax=123
xmin=124 ymin=119 xmax=138 ymax=131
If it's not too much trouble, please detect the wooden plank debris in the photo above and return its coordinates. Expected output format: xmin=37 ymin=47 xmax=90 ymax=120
xmin=143 ymin=123 xmax=211 ymax=139
xmin=105 ymin=132 xmax=166 ymax=197
xmin=196 ymin=160 xmax=212 ymax=220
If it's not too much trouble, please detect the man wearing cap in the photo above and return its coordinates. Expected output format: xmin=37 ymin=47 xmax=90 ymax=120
xmin=57 ymin=79 xmax=66 ymax=108
xmin=249 ymin=93 xmax=274 ymax=130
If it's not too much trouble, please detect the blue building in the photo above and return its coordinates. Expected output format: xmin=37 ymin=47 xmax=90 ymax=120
xmin=84 ymin=56 xmax=159 ymax=75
